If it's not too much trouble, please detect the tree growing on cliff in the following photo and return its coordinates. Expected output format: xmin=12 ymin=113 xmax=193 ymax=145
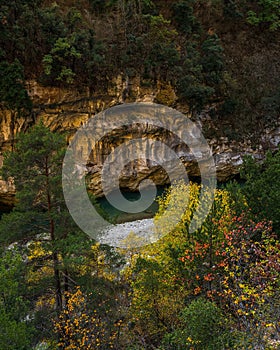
xmin=241 ymin=150 xmax=280 ymax=235
xmin=0 ymin=59 xmax=32 ymax=149
xmin=247 ymin=0 xmax=280 ymax=31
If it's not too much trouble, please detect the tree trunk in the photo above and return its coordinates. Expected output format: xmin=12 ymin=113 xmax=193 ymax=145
xmin=45 ymin=156 xmax=63 ymax=313
xmin=10 ymin=111 xmax=15 ymax=151
xmin=64 ymin=268 xmax=70 ymax=307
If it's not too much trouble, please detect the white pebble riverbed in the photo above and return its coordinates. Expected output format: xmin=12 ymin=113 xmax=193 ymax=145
xmin=98 ymin=218 xmax=156 ymax=248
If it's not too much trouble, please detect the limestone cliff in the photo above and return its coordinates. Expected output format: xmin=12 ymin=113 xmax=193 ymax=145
xmin=0 ymin=79 xmax=279 ymax=207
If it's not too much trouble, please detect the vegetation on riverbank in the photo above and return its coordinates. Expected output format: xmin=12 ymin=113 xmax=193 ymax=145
xmin=0 ymin=124 xmax=279 ymax=349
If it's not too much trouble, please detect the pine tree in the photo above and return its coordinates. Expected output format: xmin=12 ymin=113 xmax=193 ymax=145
xmin=0 ymin=123 xmax=90 ymax=313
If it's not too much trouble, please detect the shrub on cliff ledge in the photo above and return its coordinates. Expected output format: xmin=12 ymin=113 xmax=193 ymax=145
xmin=241 ymin=149 xmax=280 ymax=235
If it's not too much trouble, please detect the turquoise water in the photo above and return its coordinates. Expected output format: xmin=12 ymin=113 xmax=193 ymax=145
xmin=0 ymin=186 xmax=167 ymax=224
xmin=0 ymin=179 xmax=243 ymax=224
xmin=96 ymin=186 xmax=167 ymax=223
xmin=96 ymin=178 xmax=244 ymax=223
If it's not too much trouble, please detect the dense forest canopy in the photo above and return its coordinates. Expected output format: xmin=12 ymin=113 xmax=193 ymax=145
xmin=0 ymin=0 xmax=280 ymax=136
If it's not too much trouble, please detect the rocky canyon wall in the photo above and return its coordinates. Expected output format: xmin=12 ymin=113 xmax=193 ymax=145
xmin=1 ymin=78 xmax=280 ymax=207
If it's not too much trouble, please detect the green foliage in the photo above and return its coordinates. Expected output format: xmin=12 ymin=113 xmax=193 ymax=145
xmin=217 ymin=97 xmax=239 ymax=117
xmin=222 ymin=0 xmax=244 ymax=18
xmin=176 ymin=34 xmax=225 ymax=113
xmin=162 ymin=298 xmax=234 ymax=350
xmin=224 ymin=180 xmax=248 ymax=215
xmin=40 ymin=5 xmax=103 ymax=87
xmin=247 ymin=0 xmax=280 ymax=30
xmin=0 ymin=310 xmax=32 ymax=350
xmin=172 ymin=0 xmax=200 ymax=35
xmin=89 ymin=0 xmax=118 ymax=13
xmin=0 ymin=0 xmax=278 ymax=125
xmin=0 ymin=59 xmax=32 ymax=147
xmin=115 ymin=9 xmax=180 ymax=83
xmin=0 ymin=250 xmax=28 ymax=320
xmin=260 ymin=85 xmax=280 ymax=122
xmin=0 ymin=122 xmax=127 ymax=346
xmin=0 ymin=0 xmax=42 ymax=67
xmin=200 ymin=34 xmax=224 ymax=85
xmin=0 ymin=124 xmax=83 ymax=317
xmin=1 ymin=122 xmax=64 ymax=207
xmin=241 ymin=150 xmax=280 ymax=234
xmin=38 ymin=3 xmax=67 ymax=49
xmin=177 ymin=78 xmax=214 ymax=113
xmin=43 ymin=36 xmax=81 ymax=84
xmin=0 ymin=59 xmax=32 ymax=112
xmin=0 ymin=249 xmax=33 ymax=349
xmin=143 ymin=14 xmax=180 ymax=79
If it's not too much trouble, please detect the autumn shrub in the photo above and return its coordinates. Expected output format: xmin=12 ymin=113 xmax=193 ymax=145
xmin=126 ymin=183 xmax=235 ymax=345
xmin=53 ymin=288 xmax=118 ymax=350
xmin=152 ymin=182 xmax=280 ymax=348
xmin=179 ymin=213 xmax=280 ymax=348
xmin=217 ymin=216 xmax=280 ymax=348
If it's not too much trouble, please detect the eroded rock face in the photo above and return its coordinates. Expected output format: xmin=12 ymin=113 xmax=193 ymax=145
xmin=0 ymin=179 xmax=15 ymax=210
xmin=0 ymin=80 xmax=280 ymax=207
xmin=0 ymin=155 xmax=15 ymax=209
